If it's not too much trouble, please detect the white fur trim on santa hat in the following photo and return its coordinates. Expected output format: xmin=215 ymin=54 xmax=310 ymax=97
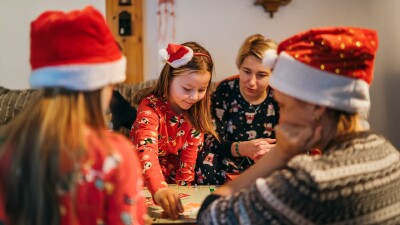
xmin=30 ymin=56 xmax=126 ymax=91
xmin=159 ymin=46 xmax=194 ymax=68
xmin=159 ymin=49 xmax=170 ymax=61
xmin=270 ymin=52 xmax=370 ymax=113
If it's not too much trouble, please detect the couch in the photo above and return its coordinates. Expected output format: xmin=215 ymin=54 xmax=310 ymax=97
xmin=0 ymin=79 xmax=216 ymax=138
xmin=0 ymin=79 xmax=158 ymax=137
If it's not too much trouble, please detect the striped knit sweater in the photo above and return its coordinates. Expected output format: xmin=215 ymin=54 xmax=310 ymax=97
xmin=197 ymin=131 xmax=400 ymax=225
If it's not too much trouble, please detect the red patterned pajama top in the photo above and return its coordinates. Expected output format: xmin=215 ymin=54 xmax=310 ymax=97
xmin=0 ymin=129 xmax=147 ymax=225
xmin=130 ymin=95 xmax=204 ymax=195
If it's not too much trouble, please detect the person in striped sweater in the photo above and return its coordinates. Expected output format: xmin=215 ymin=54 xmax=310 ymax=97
xmin=197 ymin=27 xmax=400 ymax=225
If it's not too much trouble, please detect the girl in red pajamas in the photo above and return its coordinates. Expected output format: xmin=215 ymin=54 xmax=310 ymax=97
xmin=0 ymin=6 xmax=147 ymax=225
xmin=130 ymin=42 xmax=218 ymax=219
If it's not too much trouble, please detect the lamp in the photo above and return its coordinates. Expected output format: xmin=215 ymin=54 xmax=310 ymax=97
xmin=254 ymin=0 xmax=291 ymax=18
xmin=119 ymin=0 xmax=131 ymax=6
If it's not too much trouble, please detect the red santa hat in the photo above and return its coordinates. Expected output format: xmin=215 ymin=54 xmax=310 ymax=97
xmin=268 ymin=27 xmax=378 ymax=113
xmin=29 ymin=6 xmax=126 ymax=91
xmin=159 ymin=43 xmax=194 ymax=68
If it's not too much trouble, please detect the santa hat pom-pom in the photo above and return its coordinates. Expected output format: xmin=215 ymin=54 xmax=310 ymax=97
xmin=159 ymin=49 xmax=170 ymax=62
xmin=262 ymin=49 xmax=278 ymax=69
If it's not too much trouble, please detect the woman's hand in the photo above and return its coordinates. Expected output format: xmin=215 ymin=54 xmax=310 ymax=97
xmin=240 ymin=138 xmax=276 ymax=161
xmin=154 ymin=188 xmax=184 ymax=219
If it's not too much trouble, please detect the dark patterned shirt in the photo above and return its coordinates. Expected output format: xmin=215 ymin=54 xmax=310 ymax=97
xmin=204 ymin=75 xmax=279 ymax=158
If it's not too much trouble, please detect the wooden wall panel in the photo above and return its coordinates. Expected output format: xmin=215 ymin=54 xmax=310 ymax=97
xmin=106 ymin=0 xmax=144 ymax=84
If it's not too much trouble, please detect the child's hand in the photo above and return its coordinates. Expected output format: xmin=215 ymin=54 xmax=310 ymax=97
xmin=154 ymin=188 xmax=184 ymax=219
xmin=143 ymin=214 xmax=153 ymax=225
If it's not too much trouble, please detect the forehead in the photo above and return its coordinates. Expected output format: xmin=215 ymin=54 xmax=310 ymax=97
xmin=173 ymin=71 xmax=211 ymax=87
xmin=241 ymin=55 xmax=261 ymax=66
xmin=241 ymin=55 xmax=270 ymax=72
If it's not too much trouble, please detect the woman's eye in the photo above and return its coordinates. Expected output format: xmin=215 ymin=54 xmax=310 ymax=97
xmin=183 ymin=88 xmax=191 ymax=92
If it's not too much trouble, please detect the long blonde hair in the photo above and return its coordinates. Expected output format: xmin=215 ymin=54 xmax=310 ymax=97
xmin=0 ymin=88 xmax=106 ymax=225
xmin=134 ymin=42 xmax=218 ymax=139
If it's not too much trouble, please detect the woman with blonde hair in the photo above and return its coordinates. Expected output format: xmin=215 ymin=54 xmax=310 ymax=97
xmin=196 ymin=34 xmax=280 ymax=185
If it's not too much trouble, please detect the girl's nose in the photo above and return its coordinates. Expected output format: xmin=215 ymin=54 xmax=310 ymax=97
xmin=190 ymin=92 xmax=199 ymax=101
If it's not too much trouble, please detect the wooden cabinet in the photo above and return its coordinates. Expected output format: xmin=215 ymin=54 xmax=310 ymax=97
xmin=106 ymin=0 xmax=144 ymax=84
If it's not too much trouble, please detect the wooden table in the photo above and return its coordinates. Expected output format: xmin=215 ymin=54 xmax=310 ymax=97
xmin=144 ymin=184 xmax=217 ymax=224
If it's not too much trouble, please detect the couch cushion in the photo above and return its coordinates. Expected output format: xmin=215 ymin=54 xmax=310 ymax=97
xmin=114 ymin=79 xmax=157 ymax=108
xmin=0 ymin=86 xmax=39 ymax=126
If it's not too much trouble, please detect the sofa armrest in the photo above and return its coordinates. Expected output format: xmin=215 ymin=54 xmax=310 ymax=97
xmin=0 ymin=86 xmax=39 ymax=127
xmin=114 ymin=79 xmax=158 ymax=108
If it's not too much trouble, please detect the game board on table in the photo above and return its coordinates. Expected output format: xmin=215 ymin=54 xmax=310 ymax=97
xmin=144 ymin=184 xmax=217 ymax=224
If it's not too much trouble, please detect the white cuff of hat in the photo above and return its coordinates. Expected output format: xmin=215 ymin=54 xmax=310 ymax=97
xmin=30 ymin=56 xmax=127 ymax=91
xmin=269 ymin=52 xmax=370 ymax=113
